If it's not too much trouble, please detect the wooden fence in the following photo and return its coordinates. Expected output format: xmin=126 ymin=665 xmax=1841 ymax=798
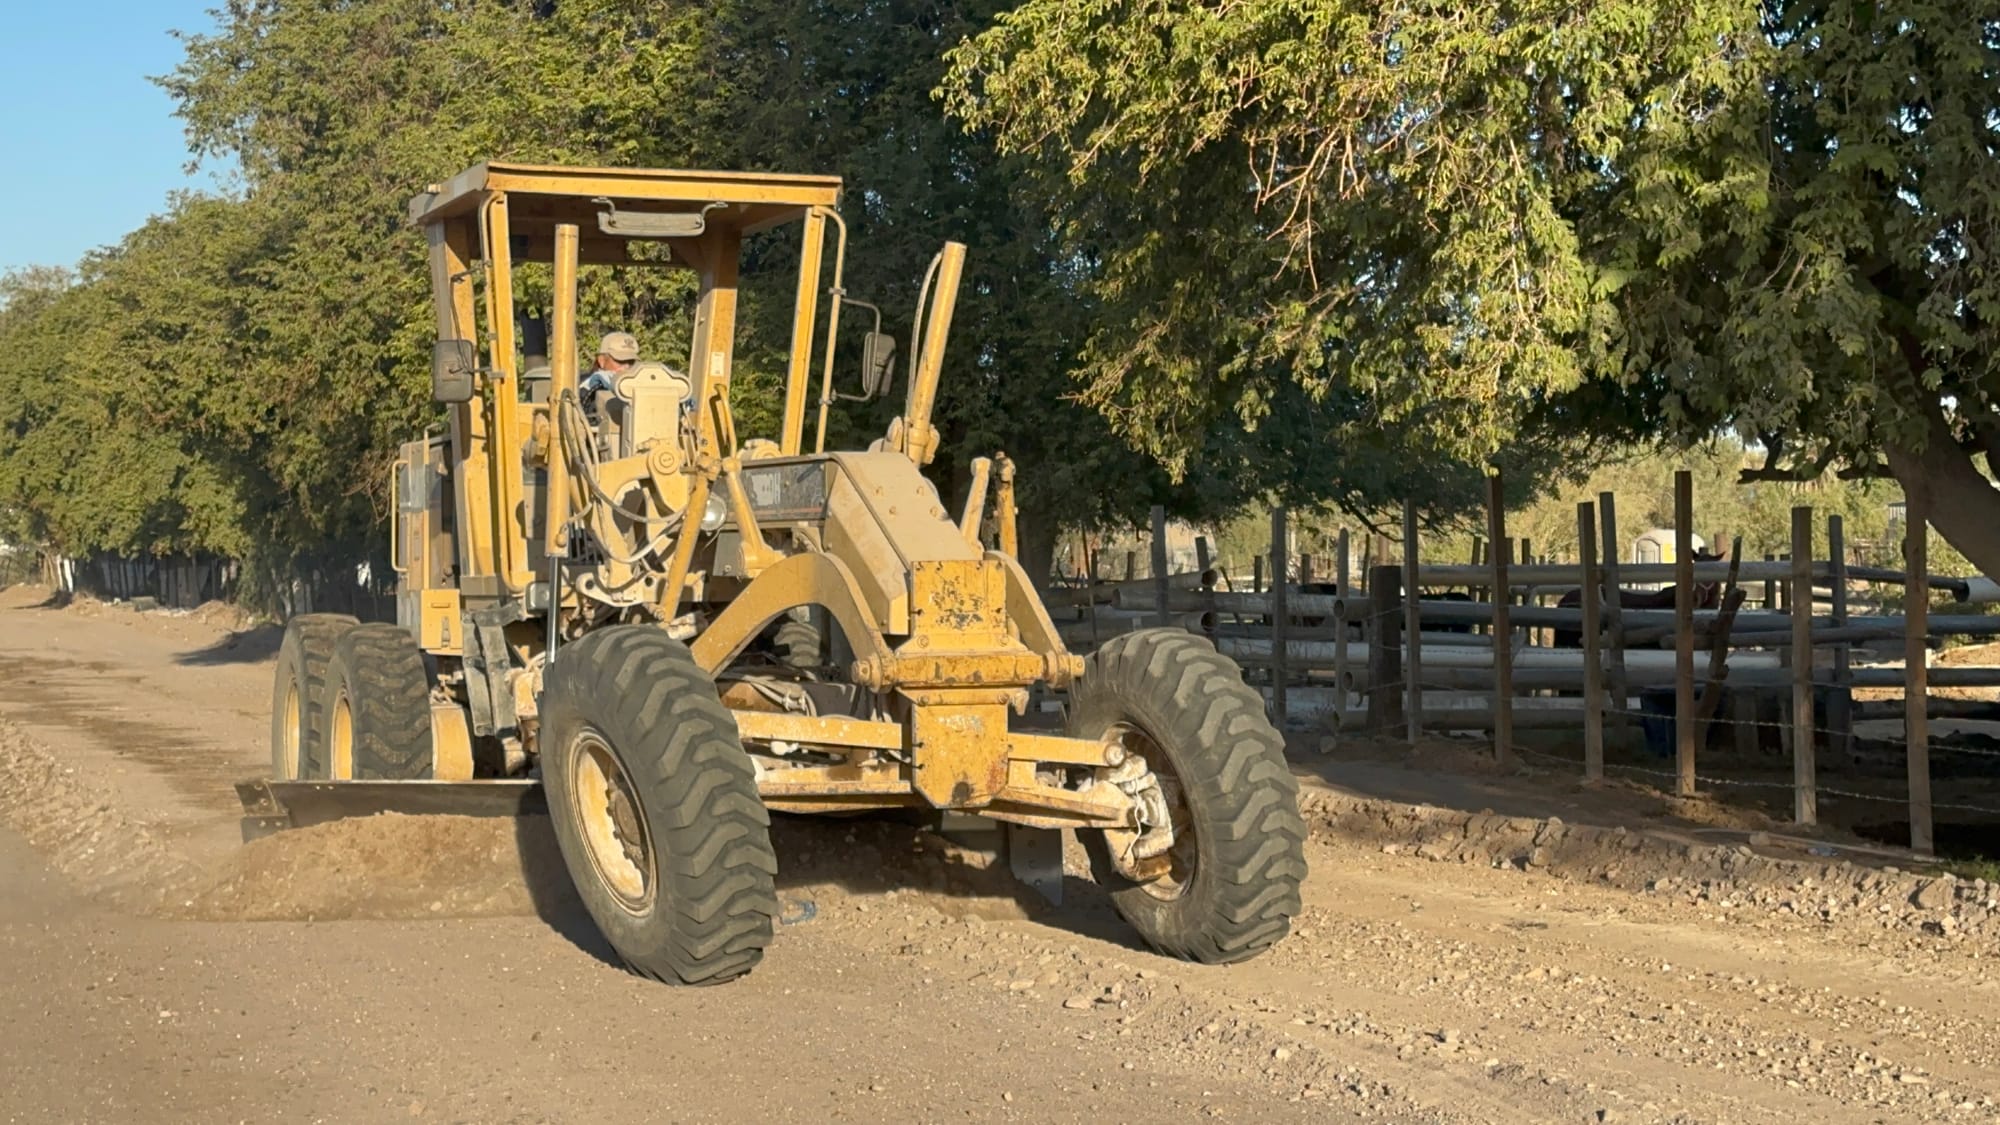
xmin=17 ymin=548 xmax=395 ymax=621
xmin=1052 ymin=475 xmax=2000 ymax=857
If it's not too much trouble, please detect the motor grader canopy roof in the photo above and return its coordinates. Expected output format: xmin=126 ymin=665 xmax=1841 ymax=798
xmin=407 ymin=161 xmax=844 ymax=263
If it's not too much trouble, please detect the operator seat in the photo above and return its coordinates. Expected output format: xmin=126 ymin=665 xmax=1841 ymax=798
xmin=601 ymin=360 xmax=692 ymax=459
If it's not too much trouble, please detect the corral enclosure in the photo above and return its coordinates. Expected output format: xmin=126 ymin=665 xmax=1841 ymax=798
xmin=1051 ymin=473 xmax=2000 ymax=866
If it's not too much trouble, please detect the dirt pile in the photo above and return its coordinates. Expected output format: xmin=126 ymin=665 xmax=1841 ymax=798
xmin=0 ymin=718 xmax=580 ymax=921
xmin=183 ymin=600 xmax=258 ymax=631
xmin=0 ymin=719 xmax=204 ymax=908
xmin=170 ymin=812 xmax=576 ymax=922
xmin=169 ymin=805 xmax=1038 ymax=925
xmin=1307 ymin=788 xmax=2000 ymax=953
xmin=0 ymin=698 xmax=1040 ymax=927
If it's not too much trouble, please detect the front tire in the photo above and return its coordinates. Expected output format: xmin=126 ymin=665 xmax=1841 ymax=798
xmin=270 ymin=614 xmax=357 ymax=780
xmin=541 ymin=626 xmax=778 ymax=985
xmin=1069 ymin=629 xmax=1307 ymax=963
xmin=324 ymin=623 xmax=435 ymax=780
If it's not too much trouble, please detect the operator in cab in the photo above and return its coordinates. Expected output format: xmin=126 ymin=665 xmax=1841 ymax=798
xmin=579 ymin=331 xmax=639 ymax=425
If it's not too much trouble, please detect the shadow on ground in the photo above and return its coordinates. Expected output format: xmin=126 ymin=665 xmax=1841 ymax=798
xmin=511 ymin=814 xmax=622 ymax=969
xmin=515 ymin=805 xmax=1147 ymax=968
xmin=0 ymin=586 xmax=72 ymax=611
xmin=175 ymin=624 xmax=285 ymax=666
xmin=1291 ymin=731 xmax=1791 ymax=841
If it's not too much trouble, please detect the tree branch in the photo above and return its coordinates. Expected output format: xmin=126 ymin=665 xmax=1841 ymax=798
xmin=1738 ymin=455 xmax=1891 ymax=483
xmin=1968 ymin=414 xmax=2000 ymax=479
xmin=1738 ymin=433 xmax=1837 ymax=483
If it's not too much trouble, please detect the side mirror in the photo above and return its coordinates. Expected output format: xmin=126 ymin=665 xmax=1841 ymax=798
xmin=860 ymin=331 xmax=897 ymax=399
xmin=432 ymin=339 xmax=477 ymax=403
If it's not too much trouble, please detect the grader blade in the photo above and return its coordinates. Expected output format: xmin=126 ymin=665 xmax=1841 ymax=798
xmin=233 ymin=778 xmax=545 ymax=843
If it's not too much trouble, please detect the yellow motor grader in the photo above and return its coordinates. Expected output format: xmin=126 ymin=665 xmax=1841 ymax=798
xmin=246 ymin=162 xmax=1305 ymax=983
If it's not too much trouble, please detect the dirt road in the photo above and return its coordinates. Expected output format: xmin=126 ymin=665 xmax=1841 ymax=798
xmin=1 ymin=590 xmax=1997 ymax=1124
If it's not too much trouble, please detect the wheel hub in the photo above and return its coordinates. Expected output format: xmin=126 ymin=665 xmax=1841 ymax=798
xmin=606 ymin=785 xmax=646 ymax=871
xmin=569 ymin=728 xmax=657 ymax=915
xmin=1102 ymin=722 xmax=1195 ymax=899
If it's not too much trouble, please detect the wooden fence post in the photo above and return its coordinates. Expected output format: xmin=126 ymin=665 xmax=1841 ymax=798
xmin=1083 ymin=535 xmax=1101 ymax=648
xmin=1515 ymin=537 xmax=1532 ymax=643
xmin=1336 ymin=528 xmax=1351 ymax=596
xmin=1905 ymin=495 xmax=1934 ymax=855
xmin=1195 ymin=536 xmax=1216 ymax=645
xmin=1674 ymin=470 xmax=1697 ymax=797
xmin=1487 ymin=472 xmax=1514 ymax=763
xmin=1150 ymin=505 xmax=1170 ymax=629
xmin=1519 ymin=537 xmax=1533 ymax=587
xmin=1577 ymin=501 xmax=1605 ymax=781
xmin=1402 ymin=500 xmax=1423 ymax=744
xmin=1270 ymin=507 xmax=1289 ymax=727
xmin=1335 ymin=527 xmax=1352 ymax=713
xmin=1468 ymin=537 xmax=1486 ymax=624
xmin=1368 ymin=564 xmax=1404 ymax=733
xmin=1598 ymin=492 xmax=1628 ymax=742
xmin=1828 ymin=515 xmax=1853 ymax=768
xmin=1791 ymin=505 xmax=1817 ymax=826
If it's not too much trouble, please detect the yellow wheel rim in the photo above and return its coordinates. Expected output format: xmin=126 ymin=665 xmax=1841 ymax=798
xmin=330 ymin=690 xmax=356 ymax=780
xmin=281 ymin=681 xmax=302 ymax=779
xmin=569 ymin=727 xmax=655 ymax=915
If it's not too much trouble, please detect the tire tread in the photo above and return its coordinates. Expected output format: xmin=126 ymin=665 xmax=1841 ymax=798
xmin=270 ymin=613 xmax=358 ymax=780
xmin=543 ymin=627 xmax=777 ymax=986
xmin=1070 ymin=628 xmax=1306 ymax=964
xmin=329 ymin=623 xmax=433 ymax=780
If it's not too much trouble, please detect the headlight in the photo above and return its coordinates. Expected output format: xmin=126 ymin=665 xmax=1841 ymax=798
xmin=699 ymin=491 xmax=729 ymax=532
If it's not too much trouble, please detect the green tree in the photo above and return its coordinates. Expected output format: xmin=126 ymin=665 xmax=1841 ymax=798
xmin=3 ymin=0 xmax=1570 ymax=599
xmin=0 ymin=198 xmax=305 ymax=562
xmin=163 ymin=0 xmax=1142 ymax=579
xmin=944 ymin=1 xmax=2000 ymax=577
xmin=156 ymin=0 xmax=1523 ymax=579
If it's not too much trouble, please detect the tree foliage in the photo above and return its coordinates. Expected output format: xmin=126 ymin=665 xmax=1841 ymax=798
xmin=944 ymin=1 xmax=2000 ymax=575
xmin=0 ymin=0 xmax=1579 ymax=596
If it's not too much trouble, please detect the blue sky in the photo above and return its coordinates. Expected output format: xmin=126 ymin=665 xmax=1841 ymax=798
xmin=0 ymin=2 xmax=230 ymax=274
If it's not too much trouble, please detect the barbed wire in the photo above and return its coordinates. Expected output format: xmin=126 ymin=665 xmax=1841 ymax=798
xmin=1506 ymin=745 xmax=2000 ymax=818
xmin=1594 ymin=702 xmax=2000 ymax=759
xmin=1313 ymin=673 xmax=2000 ymax=746
xmin=1311 ymin=695 xmax=2000 ymax=816
xmin=1282 ymin=671 xmax=2000 ymax=819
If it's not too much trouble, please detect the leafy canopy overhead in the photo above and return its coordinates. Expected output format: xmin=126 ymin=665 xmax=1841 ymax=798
xmin=3 ymin=0 xmax=1547 ymax=591
xmin=944 ymin=1 xmax=2000 ymax=575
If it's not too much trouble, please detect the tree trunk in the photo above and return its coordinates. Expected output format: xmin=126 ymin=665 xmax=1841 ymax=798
xmin=1017 ymin=514 xmax=1058 ymax=591
xmin=1884 ymin=394 xmax=2000 ymax=579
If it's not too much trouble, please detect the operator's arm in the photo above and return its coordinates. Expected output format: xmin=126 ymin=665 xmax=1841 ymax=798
xmin=577 ymin=369 xmax=611 ymax=424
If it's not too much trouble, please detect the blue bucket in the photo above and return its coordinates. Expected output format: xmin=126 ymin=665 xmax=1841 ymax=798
xmin=1636 ymin=690 xmax=1675 ymax=759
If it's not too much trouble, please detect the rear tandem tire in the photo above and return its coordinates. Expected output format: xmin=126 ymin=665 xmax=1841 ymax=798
xmin=541 ymin=626 xmax=778 ymax=985
xmin=1069 ymin=628 xmax=1307 ymax=964
xmin=269 ymin=614 xmax=358 ymax=780
xmin=323 ymin=623 xmax=435 ymax=780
